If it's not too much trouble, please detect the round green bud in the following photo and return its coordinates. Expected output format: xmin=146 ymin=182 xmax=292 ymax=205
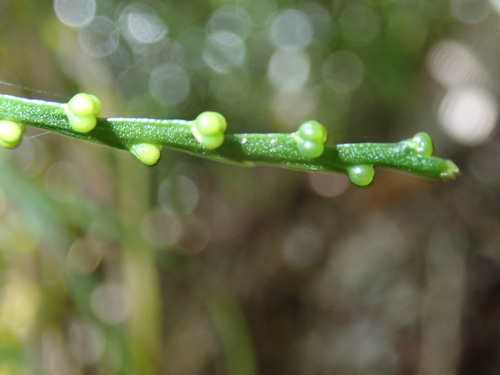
xmin=411 ymin=132 xmax=434 ymax=156
xmin=297 ymin=121 xmax=328 ymax=143
xmin=294 ymin=121 xmax=328 ymax=159
xmin=297 ymin=140 xmax=325 ymax=159
xmin=87 ymin=94 xmax=102 ymax=115
xmin=67 ymin=114 xmax=97 ymax=133
xmin=0 ymin=120 xmax=25 ymax=148
xmin=66 ymin=93 xmax=102 ymax=133
xmin=130 ymin=143 xmax=162 ymax=166
xmin=192 ymin=111 xmax=227 ymax=149
xmin=67 ymin=93 xmax=100 ymax=116
xmin=199 ymin=133 xmax=225 ymax=150
xmin=194 ymin=111 xmax=227 ymax=135
xmin=347 ymin=165 xmax=375 ymax=187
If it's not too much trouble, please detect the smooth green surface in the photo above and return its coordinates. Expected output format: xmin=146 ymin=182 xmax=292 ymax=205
xmin=130 ymin=143 xmax=163 ymax=165
xmin=0 ymin=120 xmax=25 ymax=148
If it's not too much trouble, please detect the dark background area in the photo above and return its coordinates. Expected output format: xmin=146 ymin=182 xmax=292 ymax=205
xmin=0 ymin=0 xmax=499 ymax=374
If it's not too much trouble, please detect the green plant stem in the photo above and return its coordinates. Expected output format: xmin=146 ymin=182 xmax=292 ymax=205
xmin=0 ymin=94 xmax=459 ymax=183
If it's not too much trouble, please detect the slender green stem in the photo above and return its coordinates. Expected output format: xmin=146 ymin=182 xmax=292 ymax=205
xmin=0 ymin=93 xmax=459 ymax=186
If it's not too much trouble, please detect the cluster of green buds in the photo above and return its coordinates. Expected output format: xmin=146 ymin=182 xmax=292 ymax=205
xmin=191 ymin=111 xmax=227 ymax=150
xmin=293 ymin=121 xmax=328 ymax=159
xmin=0 ymin=120 xmax=25 ymax=148
xmin=343 ymin=133 xmax=435 ymax=186
xmin=0 ymin=91 xmax=459 ymax=185
xmin=291 ymin=119 xmax=376 ymax=186
xmin=65 ymin=93 xmax=101 ymax=133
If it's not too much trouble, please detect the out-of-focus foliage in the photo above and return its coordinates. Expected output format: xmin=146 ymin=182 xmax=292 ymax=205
xmin=0 ymin=0 xmax=499 ymax=374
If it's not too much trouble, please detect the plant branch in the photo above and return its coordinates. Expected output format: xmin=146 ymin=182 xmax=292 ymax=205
xmin=0 ymin=93 xmax=459 ymax=186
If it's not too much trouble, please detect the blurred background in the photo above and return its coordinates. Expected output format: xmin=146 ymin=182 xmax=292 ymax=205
xmin=0 ymin=0 xmax=499 ymax=374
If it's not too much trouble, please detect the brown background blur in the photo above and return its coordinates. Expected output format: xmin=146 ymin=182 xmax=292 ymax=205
xmin=0 ymin=0 xmax=499 ymax=374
